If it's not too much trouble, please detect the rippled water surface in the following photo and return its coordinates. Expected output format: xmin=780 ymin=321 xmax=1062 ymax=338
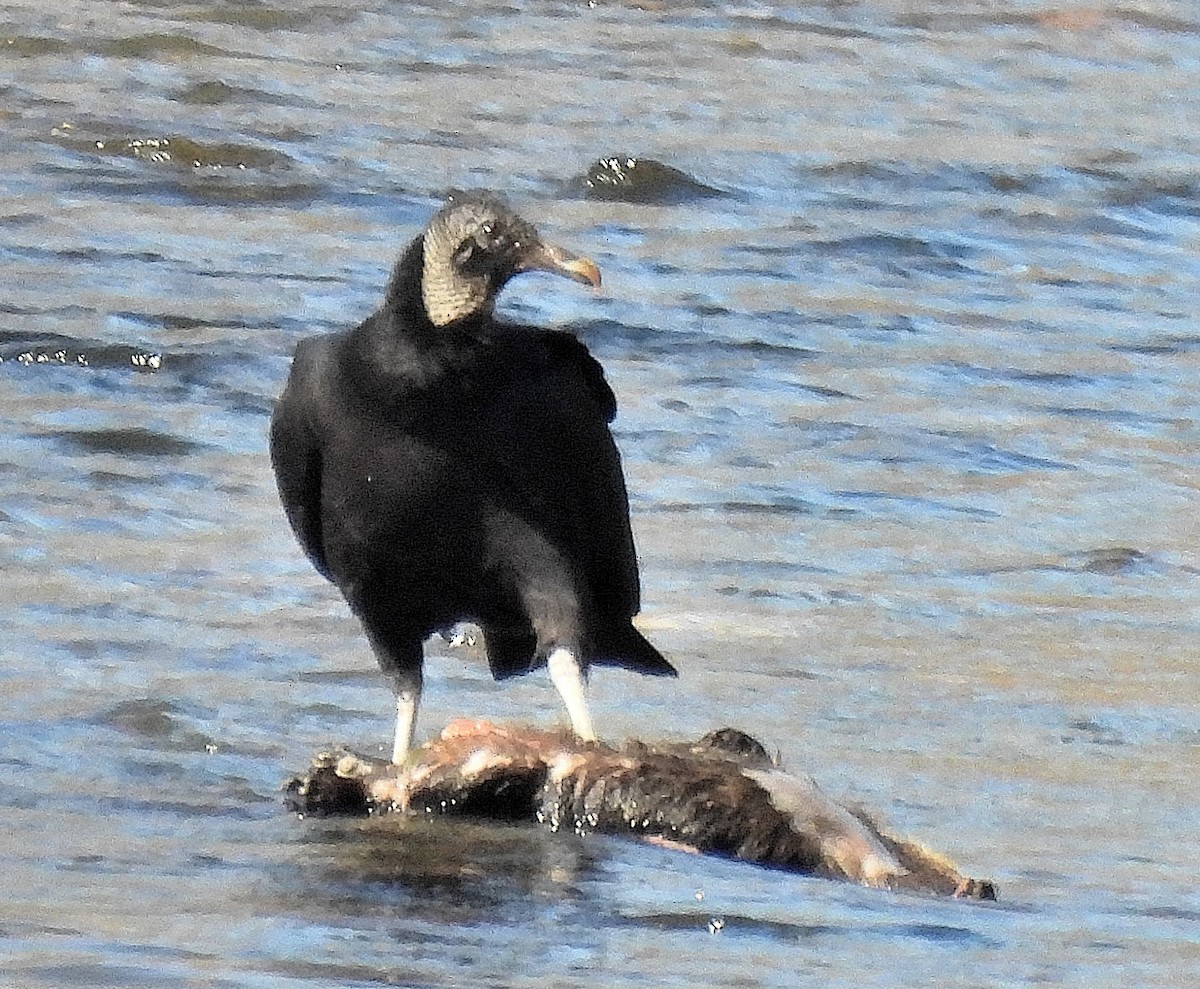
xmin=3 ymin=1 xmax=1199 ymax=986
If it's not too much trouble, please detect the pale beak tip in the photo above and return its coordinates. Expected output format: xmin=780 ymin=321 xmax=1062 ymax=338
xmin=569 ymin=256 xmax=602 ymax=289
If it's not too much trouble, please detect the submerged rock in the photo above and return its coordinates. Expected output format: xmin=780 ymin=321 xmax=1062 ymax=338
xmin=284 ymin=719 xmax=996 ymax=899
xmin=581 ymin=156 xmax=724 ymax=204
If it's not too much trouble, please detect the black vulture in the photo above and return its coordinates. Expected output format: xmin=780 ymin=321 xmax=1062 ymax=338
xmin=270 ymin=193 xmax=675 ymax=763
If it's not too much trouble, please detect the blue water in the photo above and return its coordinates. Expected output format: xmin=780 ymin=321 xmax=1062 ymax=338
xmin=2 ymin=1 xmax=1199 ymax=985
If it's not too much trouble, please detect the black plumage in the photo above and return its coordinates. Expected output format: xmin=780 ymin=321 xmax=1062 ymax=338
xmin=270 ymin=194 xmax=674 ymax=763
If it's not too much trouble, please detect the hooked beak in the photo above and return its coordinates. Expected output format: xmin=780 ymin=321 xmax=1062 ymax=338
xmin=517 ymin=241 xmax=602 ymax=288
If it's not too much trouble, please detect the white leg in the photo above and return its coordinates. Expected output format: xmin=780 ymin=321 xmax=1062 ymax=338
xmin=368 ymin=634 xmax=424 ymax=766
xmin=547 ymin=647 xmax=596 ymax=742
xmin=392 ymin=683 xmax=421 ymax=765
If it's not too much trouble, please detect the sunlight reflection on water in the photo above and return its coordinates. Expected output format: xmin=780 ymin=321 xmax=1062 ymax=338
xmin=2 ymin=1 xmax=1199 ymax=985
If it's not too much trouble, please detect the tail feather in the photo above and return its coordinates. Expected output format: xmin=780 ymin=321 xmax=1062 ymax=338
xmin=483 ymin=622 xmax=676 ymax=679
xmin=590 ymin=622 xmax=677 ymax=677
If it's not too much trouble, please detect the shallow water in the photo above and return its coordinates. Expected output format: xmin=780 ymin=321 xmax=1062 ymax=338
xmin=2 ymin=1 xmax=1199 ymax=985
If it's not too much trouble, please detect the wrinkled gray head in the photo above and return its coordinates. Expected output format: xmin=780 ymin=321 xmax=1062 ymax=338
xmin=420 ymin=193 xmax=601 ymax=328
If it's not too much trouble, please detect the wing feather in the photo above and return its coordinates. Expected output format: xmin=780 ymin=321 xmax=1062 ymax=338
xmin=480 ymin=329 xmax=640 ymax=619
xmin=269 ymin=338 xmax=333 ymax=581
